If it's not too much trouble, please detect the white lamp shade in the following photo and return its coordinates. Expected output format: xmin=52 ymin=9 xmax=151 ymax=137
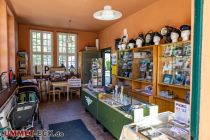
xmin=93 ymin=5 xmax=122 ymax=20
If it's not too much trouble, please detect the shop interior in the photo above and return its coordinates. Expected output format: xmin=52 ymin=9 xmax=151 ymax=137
xmin=0 ymin=0 xmax=204 ymax=139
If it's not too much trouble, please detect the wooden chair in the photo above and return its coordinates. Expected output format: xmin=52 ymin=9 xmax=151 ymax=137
xmin=47 ymin=81 xmax=62 ymax=101
xmin=68 ymin=76 xmax=81 ymax=99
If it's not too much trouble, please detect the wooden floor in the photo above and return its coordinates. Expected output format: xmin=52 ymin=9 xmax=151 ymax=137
xmin=39 ymin=96 xmax=115 ymax=140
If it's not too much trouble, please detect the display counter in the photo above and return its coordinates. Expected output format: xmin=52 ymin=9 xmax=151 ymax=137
xmin=120 ymin=112 xmax=190 ymax=140
xmin=81 ymin=87 xmax=158 ymax=139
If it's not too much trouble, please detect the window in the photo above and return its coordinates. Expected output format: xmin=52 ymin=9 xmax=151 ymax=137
xmin=57 ymin=33 xmax=77 ymax=69
xmin=30 ymin=30 xmax=53 ymax=68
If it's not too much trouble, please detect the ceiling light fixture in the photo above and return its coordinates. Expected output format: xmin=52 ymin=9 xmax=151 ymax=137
xmin=93 ymin=5 xmax=122 ymax=21
xmin=67 ymin=19 xmax=73 ymax=44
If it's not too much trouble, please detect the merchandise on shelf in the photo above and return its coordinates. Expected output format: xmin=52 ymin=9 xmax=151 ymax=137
xmin=161 ymin=42 xmax=191 ymax=86
xmin=91 ymin=58 xmax=103 ymax=87
xmin=118 ymin=51 xmax=133 ymax=78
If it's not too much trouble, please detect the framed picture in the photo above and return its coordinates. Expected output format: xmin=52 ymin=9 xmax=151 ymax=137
xmin=174 ymin=71 xmax=185 ymax=85
xmin=162 ymin=74 xmax=173 ymax=84
xmin=185 ymin=73 xmax=190 ymax=86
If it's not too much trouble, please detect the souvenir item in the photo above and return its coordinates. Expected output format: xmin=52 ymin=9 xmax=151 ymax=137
xmin=185 ymin=91 xmax=190 ymax=104
xmin=171 ymin=28 xmax=181 ymax=43
xmin=174 ymin=58 xmax=184 ymax=70
xmin=183 ymin=58 xmax=191 ymax=71
xmin=180 ymin=25 xmax=191 ymax=41
xmin=174 ymin=71 xmax=185 ymax=85
xmin=159 ymin=90 xmax=175 ymax=99
xmin=140 ymin=60 xmax=148 ymax=71
xmin=164 ymin=45 xmax=174 ymax=56
xmin=162 ymin=74 xmax=173 ymax=84
xmin=185 ymin=72 xmax=190 ymax=86
xmin=140 ymin=71 xmax=146 ymax=80
xmin=173 ymin=47 xmax=183 ymax=56
xmin=146 ymin=61 xmax=153 ymax=80
xmin=144 ymin=85 xmax=153 ymax=95
xmin=145 ymin=32 xmax=154 ymax=46
xmin=163 ymin=61 xmax=173 ymax=74
xmin=183 ymin=44 xmax=191 ymax=56
xmin=136 ymin=33 xmax=145 ymax=48
xmin=153 ymin=32 xmax=163 ymax=45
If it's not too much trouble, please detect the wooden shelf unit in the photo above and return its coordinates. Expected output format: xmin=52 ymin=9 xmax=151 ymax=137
xmin=115 ymin=46 xmax=158 ymax=103
xmin=156 ymin=41 xmax=191 ymax=112
xmin=113 ymin=41 xmax=191 ymax=112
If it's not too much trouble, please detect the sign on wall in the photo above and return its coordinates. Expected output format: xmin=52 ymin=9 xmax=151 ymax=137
xmin=33 ymin=65 xmax=50 ymax=75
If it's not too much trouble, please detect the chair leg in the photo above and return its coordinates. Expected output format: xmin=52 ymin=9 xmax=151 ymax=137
xmin=59 ymin=92 xmax=61 ymax=101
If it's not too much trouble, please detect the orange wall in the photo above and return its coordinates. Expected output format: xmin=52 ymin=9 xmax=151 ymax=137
xmin=0 ymin=0 xmax=17 ymax=73
xmin=0 ymin=0 xmax=8 ymax=73
xmin=18 ymin=24 xmax=98 ymax=71
xmin=99 ymin=0 xmax=191 ymax=50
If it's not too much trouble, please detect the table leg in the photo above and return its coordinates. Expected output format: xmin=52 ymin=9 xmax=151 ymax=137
xmin=53 ymin=86 xmax=55 ymax=102
xmin=67 ymin=86 xmax=69 ymax=101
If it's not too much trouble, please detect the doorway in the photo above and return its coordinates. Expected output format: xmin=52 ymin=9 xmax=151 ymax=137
xmin=101 ymin=48 xmax=111 ymax=86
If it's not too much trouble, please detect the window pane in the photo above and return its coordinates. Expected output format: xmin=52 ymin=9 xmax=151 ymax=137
xmin=43 ymin=39 xmax=48 ymax=45
xmin=31 ymin=30 xmax=53 ymax=68
xmin=33 ymin=54 xmax=41 ymax=65
xmin=58 ymin=55 xmax=66 ymax=66
xmin=37 ymin=33 xmax=41 ymax=38
xmin=43 ymin=55 xmax=52 ymax=66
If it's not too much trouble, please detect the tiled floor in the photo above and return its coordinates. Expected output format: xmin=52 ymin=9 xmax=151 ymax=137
xmin=39 ymin=96 xmax=115 ymax=140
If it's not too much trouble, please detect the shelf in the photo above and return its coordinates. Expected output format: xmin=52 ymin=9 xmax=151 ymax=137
xmin=133 ymin=45 xmax=156 ymax=51
xmin=133 ymin=79 xmax=153 ymax=84
xmin=117 ymin=48 xmax=134 ymax=52
xmin=160 ymin=55 xmax=191 ymax=58
xmin=154 ymin=96 xmax=187 ymax=104
xmin=116 ymin=76 xmax=132 ymax=81
xmin=159 ymin=40 xmax=191 ymax=47
xmin=158 ymin=83 xmax=190 ymax=90
xmin=130 ymin=90 xmax=152 ymax=97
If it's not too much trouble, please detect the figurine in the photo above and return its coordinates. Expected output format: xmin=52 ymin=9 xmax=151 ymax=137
xmin=153 ymin=32 xmax=163 ymax=45
xmin=180 ymin=25 xmax=191 ymax=41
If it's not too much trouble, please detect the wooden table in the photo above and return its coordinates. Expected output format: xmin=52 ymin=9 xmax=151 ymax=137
xmin=51 ymin=82 xmax=69 ymax=102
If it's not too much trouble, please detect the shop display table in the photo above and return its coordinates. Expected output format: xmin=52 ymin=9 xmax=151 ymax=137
xmin=52 ymin=82 xmax=69 ymax=102
xmin=81 ymin=87 xmax=158 ymax=139
xmin=120 ymin=112 xmax=190 ymax=140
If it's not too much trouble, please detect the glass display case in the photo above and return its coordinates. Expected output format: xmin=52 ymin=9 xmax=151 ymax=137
xmin=124 ymin=112 xmax=190 ymax=140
